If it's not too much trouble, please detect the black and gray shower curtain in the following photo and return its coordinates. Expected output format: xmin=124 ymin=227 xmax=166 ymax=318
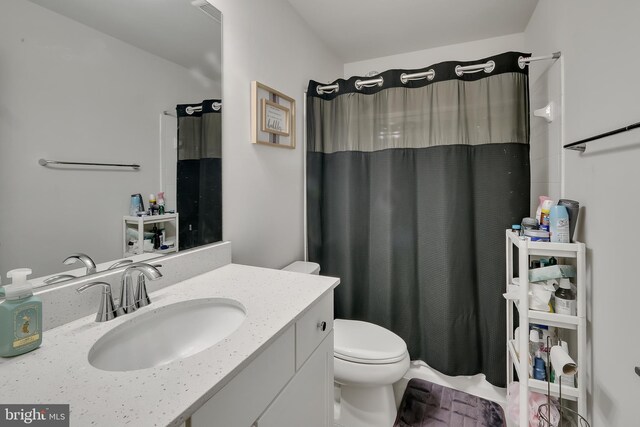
xmin=176 ymin=100 xmax=222 ymax=251
xmin=306 ymin=52 xmax=530 ymax=386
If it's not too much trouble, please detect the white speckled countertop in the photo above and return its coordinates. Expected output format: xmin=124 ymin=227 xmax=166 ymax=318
xmin=0 ymin=263 xmax=339 ymax=427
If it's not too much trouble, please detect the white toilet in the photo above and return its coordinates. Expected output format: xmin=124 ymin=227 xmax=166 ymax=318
xmin=283 ymin=261 xmax=410 ymax=427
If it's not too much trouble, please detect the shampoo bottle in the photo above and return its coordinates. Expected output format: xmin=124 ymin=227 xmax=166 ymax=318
xmin=0 ymin=269 xmax=43 ymax=357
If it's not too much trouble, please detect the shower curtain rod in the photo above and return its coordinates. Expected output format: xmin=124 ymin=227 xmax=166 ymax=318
xmin=177 ymin=101 xmax=223 ymax=115
xmin=315 ymin=52 xmax=561 ymax=94
xmin=518 ymin=51 xmax=561 ymax=67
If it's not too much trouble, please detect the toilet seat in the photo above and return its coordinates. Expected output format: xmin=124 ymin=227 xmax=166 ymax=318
xmin=334 ymin=319 xmax=407 ymax=365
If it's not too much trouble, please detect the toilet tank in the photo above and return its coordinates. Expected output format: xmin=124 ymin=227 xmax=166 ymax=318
xmin=282 ymin=261 xmax=320 ymax=275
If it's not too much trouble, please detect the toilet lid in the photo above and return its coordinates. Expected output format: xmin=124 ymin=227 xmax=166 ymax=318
xmin=334 ymin=319 xmax=408 ymax=364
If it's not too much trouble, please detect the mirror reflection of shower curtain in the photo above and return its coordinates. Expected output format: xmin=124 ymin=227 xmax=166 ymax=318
xmin=306 ymin=52 xmax=530 ymax=387
xmin=176 ymin=100 xmax=222 ymax=251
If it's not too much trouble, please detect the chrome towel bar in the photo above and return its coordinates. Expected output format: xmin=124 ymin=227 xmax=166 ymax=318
xmin=563 ymin=121 xmax=640 ymax=152
xmin=38 ymin=158 xmax=140 ymax=169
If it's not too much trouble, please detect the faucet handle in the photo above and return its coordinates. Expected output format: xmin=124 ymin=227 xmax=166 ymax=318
xmin=135 ymin=275 xmax=152 ymax=308
xmin=134 ymin=264 xmax=162 ymax=308
xmin=76 ymin=282 xmax=123 ymax=322
xmin=63 ymin=253 xmax=97 ymax=275
xmin=107 ymin=259 xmax=133 ymax=270
xmin=120 ymin=263 xmax=163 ymax=313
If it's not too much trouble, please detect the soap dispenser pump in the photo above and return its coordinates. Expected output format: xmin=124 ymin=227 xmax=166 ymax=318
xmin=0 ymin=268 xmax=43 ymax=357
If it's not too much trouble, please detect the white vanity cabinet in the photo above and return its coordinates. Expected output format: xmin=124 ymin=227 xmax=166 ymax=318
xmin=256 ymin=331 xmax=333 ymax=427
xmin=190 ymin=291 xmax=334 ymax=427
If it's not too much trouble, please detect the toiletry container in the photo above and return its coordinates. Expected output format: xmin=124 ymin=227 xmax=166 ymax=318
xmin=152 ymin=225 xmax=161 ymax=249
xmin=0 ymin=269 xmax=42 ymax=357
xmin=157 ymin=192 xmax=166 ymax=215
xmin=524 ymin=229 xmax=550 ymax=242
xmin=533 ymin=352 xmax=546 ymax=380
xmin=528 ymin=330 xmax=541 ymax=377
xmin=130 ymin=193 xmax=144 ymax=216
xmin=521 ymin=217 xmax=538 ymax=231
xmin=536 ymin=196 xmax=551 ymax=227
xmin=539 ymin=198 xmax=554 ymax=231
xmin=511 ymin=224 xmax=522 ymax=236
xmin=149 ymin=193 xmax=157 ymax=215
xmin=558 ymin=199 xmax=580 ymax=241
xmin=554 ymin=278 xmax=576 ymax=315
xmin=549 ymin=205 xmax=570 ymax=243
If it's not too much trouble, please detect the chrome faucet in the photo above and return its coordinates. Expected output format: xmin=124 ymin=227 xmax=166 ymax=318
xmin=63 ymin=253 xmax=97 ymax=275
xmin=134 ymin=264 xmax=162 ymax=308
xmin=107 ymin=259 xmax=133 ymax=270
xmin=119 ymin=263 xmax=162 ymax=313
xmin=44 ymin=274 xmax=76 ymax=285
xmin=76 ymin=281 xmax=122 ymax=322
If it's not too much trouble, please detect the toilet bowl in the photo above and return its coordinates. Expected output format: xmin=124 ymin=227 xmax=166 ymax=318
xmin=282 ymin=261 xmax=410 ymax=427
xmin=333 ymin=319 xmax=409 ymax=427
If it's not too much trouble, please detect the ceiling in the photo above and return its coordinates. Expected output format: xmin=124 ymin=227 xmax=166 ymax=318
xmin=287 ymin=0 xmax=538 ymax=63
xmin=27 ymin=0 xmax=222 ymax=83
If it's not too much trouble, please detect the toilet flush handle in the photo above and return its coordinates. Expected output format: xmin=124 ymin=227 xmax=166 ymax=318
xmin=317 ymin=321 xmax=327 ymax=332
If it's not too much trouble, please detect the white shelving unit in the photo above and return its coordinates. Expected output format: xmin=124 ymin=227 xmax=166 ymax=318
xmin=505 ymin=229 xmax=587 ymax=426
xmin=123 ymin=213 xmax=179 ymax=257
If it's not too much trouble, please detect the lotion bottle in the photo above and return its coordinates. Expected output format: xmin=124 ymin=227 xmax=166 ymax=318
xmin=0 ymin=269 xmax=43 ymax=357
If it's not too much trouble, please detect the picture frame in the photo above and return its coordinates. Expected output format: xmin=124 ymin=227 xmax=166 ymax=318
xmin=251 ymin=81 xmax=296 ymax=148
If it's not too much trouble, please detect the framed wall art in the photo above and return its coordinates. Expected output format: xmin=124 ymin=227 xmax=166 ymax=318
xmin=251 ymin=81 xmax=296 ymax=148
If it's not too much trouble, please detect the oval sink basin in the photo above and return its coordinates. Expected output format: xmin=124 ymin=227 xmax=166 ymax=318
xmin=88 ymin=298 xmax=246 ymax=372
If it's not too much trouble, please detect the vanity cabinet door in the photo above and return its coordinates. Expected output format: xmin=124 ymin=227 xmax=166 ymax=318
xmin=190 ymin=326 xmax=295 ymax=427
xmin=257 ymin=331 xmax=334 ymax=427
xmin=296 ymin=291 xmax=333 ymax=370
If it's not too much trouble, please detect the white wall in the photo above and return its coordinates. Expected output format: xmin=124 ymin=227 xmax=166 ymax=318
xmin=207 ymin=0 xmax=343 ymax=268
xmin=0 ymin=0 xmax=213 ymax=277
xmin=525 ymin=1 xmax=640 ymax=425
xmin=343 ymin=33 xmax=524 ymax=78
xmin=529 ymin=56 xmax=562 ymax=214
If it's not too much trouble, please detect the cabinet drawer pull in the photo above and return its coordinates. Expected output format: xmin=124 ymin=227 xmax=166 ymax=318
xmin=317 ymin=321 xmax=327 ymax=332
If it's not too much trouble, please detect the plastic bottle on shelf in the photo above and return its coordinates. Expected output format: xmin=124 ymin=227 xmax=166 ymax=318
xmin=152 ymin=225 xmax=161 ymax=250
xmin=549 ymin=205 xmax=570 ymax=243
xmin=536 ymin=196 xmax=551 ymax=227
xmin=539 ymin=198 xmax=554 ymax=232
xmin=533 ymin=350 xmax=546 ymax=380
xmin=157 ymin=192 xmax=166 ymax=215
xmin=554 ymin=278 xmax=576 ymax=315
xmin=149 ymin=193 xmax=157 ymax=215
xmin=529 ymin=330 xmax=541 ymax=377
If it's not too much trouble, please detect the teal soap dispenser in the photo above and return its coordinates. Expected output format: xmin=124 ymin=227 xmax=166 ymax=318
xmin=0 ymin=268 xmax=43 ymax=357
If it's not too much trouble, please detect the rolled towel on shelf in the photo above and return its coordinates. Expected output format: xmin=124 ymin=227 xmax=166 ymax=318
xmin=126 ymin=227 xmax=155 ymax=241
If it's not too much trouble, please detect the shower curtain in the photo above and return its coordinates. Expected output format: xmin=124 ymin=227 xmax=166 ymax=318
xmin=176 ymin=99 xmax=222 ymax=251
xmin=306 ymin=52 xmax=530 ymax=386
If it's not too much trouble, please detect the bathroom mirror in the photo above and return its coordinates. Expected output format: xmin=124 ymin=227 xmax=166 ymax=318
xmin=0 ymin=0 xmax=223 ymax=281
